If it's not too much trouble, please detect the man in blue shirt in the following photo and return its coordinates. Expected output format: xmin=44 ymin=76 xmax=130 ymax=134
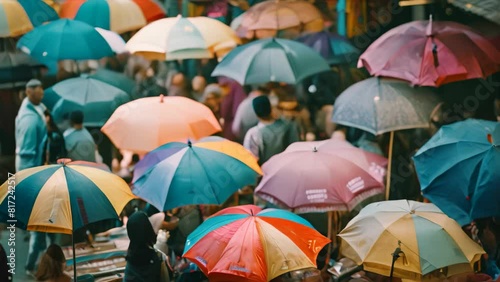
xmin=15 ymin=79 xmax=47 ymax=171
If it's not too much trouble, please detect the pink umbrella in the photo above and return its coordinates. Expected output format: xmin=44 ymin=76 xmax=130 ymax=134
xmin=254 ymin=147 xmax=385 ymax=213
xmin=285 ymin=139 xmax=387 ymax=184
xmin=358 ymin=17 xmax=500 ymax=87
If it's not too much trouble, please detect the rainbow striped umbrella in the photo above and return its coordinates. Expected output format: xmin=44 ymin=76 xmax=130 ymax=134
xmin=0 ymin=162 xmax=135 ymax=234
xmin=0 ymin=0 xmax=33 ymax=37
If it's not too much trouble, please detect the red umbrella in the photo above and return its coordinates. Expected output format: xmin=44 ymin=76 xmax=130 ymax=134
xmin=132 ymin=0 xmax=166 ymax=23
xmin=358 ymin=17 xmax=500 ymax=87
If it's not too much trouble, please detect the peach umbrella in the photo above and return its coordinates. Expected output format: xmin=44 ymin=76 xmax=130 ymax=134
xmin=101 ymin=95 xmax=222 ymax=154
xmin=236 ymin=0 xmax=324 ymax=40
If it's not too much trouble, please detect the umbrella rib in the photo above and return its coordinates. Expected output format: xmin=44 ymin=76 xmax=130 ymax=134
xmin=190 ymin=148 xmax=221 ymax=204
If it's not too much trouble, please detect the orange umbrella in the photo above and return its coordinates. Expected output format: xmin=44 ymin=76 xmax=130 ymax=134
xmin=59 ymin=0 xmax=85 ymax=19
xmin=132 ymin=0 xmax=166 ymax=23
xmin=237 ymin=0 xmax=324 ymax=40
xmin=101 ymin=95 xmax=222 ymax=154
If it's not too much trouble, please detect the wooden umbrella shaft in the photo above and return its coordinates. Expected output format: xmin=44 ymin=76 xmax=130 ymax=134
xmin=385 ymin=131 xmax=394 ymax=200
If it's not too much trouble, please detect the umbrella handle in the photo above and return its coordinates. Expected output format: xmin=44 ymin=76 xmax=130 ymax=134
xmin=389 ymin=242 xmax=404 ymax=281
xmin=72 ymin=231 xmax=78 ymax=282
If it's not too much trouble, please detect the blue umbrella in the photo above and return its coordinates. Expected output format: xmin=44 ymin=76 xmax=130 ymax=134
xmin=43 ymin=75 xmax=130 ymax=127
xmin=413 ymin=119 xmax=498 ymax=226
xmin=18 ymin=0 xmax=59 ymax=27
xmin=17 ymin=19 xmax=114 ymax=61
xmin=471 ymin=125 xmax=500 ymax=221
xmin=89 ymin=68 xmax=135 ymax=95
xmin=212 ymin=38 xmax=330 ymax=85
xmin=296 ymin=30 xmax=359 ymax=65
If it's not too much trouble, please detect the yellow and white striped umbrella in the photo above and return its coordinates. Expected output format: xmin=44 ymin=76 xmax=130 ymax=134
xmin=0 ymin=0 xmax=33 ymax=38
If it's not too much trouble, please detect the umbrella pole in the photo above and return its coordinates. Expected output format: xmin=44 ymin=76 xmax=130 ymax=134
xmin=385 ymin=131 xmax=394 ymax=200
xmin=326 ymin=211 xmax=332 ymax=265
xmin=72 ymin=231 xmax=78 ymax=281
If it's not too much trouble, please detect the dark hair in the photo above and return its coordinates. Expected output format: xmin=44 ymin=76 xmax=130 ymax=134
xmin=35 ymin=244 xmax=66 ymax=281
xmin=69 ymin=110 xmax=84 ymax=125
xmin=44 ymin=110 xmax=59 ymax=132
xmin=476 ymin=217 xmax=500 ymax=238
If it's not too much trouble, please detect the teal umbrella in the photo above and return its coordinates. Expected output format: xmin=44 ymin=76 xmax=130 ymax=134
xmin=17 ymin=19 xmax=114 ymax=61
xmin=211 ymin=38 xmax=330 ymax=85
xmin=18 ymin=0 xmax=59 ymax=27
xmin=89 ymin=68 xmax=135 ymax=95
xmin=44 ymin=75 xmax=130 ymax=127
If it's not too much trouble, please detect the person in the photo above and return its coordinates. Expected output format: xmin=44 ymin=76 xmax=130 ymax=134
xmin=191 ymin=76 xmax=207 ymax=102
xmin=200 ymin=84 xmax=222 ymax=120
xmin=243 ymin=95 xmax=300 ymax=165
xmin=475 ymin=217 xmax=500 ymax=280
xmin=124 ymin=211 xmax=171 ymax=282
xmin=232 ymin=86 xmax=266 ymax=143
xmin=15 ymin=79 xmax=47 ymax=171
xmin=35 ymin=244 xmax=71 ymax=282
xmin=63 ymin=111 xmax=96 ymax=162
xmin=44 ymin=110 xmax=67 ymax=164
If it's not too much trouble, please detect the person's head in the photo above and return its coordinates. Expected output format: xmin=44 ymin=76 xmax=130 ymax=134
xmin=69 ymin=110 xmax=84 ymax=127
xmin=25 ymin=79 xmax=44 ymax=105
xmin=252 ymin=95 xmax=273 ymax=121
xmin=475 ymin=217 xmax=500 ymax=257
xmin=127 ymin=211 xmax=157 ymax=249
xmin=171 ymin=73 xmax=186 ymax=87
xmin=192 ymin=76 xmax=207 ymax=92
xmin=44 ymin=110 xmax=59 ymax=132
xmin=35 ymin=244 xmax=66 ymax=281
xmin=202 ymin=84 xmax=222 ymax=112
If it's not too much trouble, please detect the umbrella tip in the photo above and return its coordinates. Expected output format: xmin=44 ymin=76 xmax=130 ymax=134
xmin=313 ymin=147 xmax=318 ymax=152
xmin=160 ymin=94 xmax=164 ymax=103
xmin=187 ymin=140 xmax=192 ymax=147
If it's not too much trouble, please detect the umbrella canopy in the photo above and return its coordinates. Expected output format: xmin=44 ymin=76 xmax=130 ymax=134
xmin=255 ymin=145 xmax=385 ymax=213
xmin=89 ymin=68 xmax=135 ymax=94
xmin=332 ymin=77 xmax=442 ymax=135
xmin=413 ymin=119 xmax=499 ymax=226
xmin=43 ymin=76 xmax=130 ymax=127
xmin=18 ymin=0 xmax=59 ymax=27
xmin=0 ymin=162 xmax=135 ymax=234
xmin=62 ymin=0 xmax=147 ymax=34
xmin=286 ymin=139 xmax=388 ymax=184
xmin=95 ymin=27 xmax=127 ymax=54
xmin=471 ymin=125 xmax=500 ymax=220
xmin=126 ymin=15 xmax=240 ymax=61
xmin=339 ymin=200 xmax=485 ymax=281
xmin=296 ymin=30 xmax=359 ymax=65
xmin=212 ymin=38 xmax=330 ymax=85
xmin=183 ymin=205 xmax=330 ymax=282
xmin=17 ymin=19 xmax=114 ymax=61
xmin=101 ymin=95 xmax=222 ymax=154
xmin=132 ymin=0 xmax=166 ymax=23
xmin=132 ymin=138 xmax=262 ymax=211
xmin=358 ymin=18 xmax=500 ymax=87
xmin=0 ymin=51 xmax=45 ymax=85
xmin=0 ymin=0 xmax=33 ymax=37
xmin=236 ymin=0 xmax=324 ymax=40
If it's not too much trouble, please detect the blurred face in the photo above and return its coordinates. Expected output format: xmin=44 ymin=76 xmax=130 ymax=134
xmin=204 ymin=93 xmax=220 ymax=112
xmin=192 ymin=76 xmax=206 ymax=92
xmin=27 ymin=86 xmax=44 ymax=105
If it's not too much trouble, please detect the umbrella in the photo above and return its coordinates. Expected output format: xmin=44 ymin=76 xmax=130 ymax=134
xmin=125 ymin=15 xmax=241 ymax=61
xmin=43 ymin=75 xmax=131 ymax=127
xmin=358 ymin=17 xmax=500 ymax=87
xmin=236 ymin=0 xmax=324 ymax=40
xmin=413 ymin=119 xmax=499 ymax=226
xmin=132 ymin=138 xmax=262 ymax=211
xmin=17 ymin=19 xmax=114 ymax=61
xmin=212 ymin=38 xmax=330 ymax=85
xmin=338 ymin=200 xmax=485 ymax=280
xmin=332 ymin=77 xmax=442 ymax=199
xmin=62 ymin=0 xmax=147 ymax=34
xmin=471 ymin=125 xmax=500 ymax=221
xmin=285 ymin=139 xmax=388 ymax=184
xmin=0 ymin=51 xmax=45 ymax=86
xmin=95 ymin=27 xmax=127 ymax=54
xmin=254 ymin=145 xmax=385 ymax=213
xmin=101 ymin=95 xmax=222 ymax=154
xmin=295 ymin=30 xmax=359 ymax=65
xmin=18 ymin=0 xmax=59 ymax=27
xmin=89 ymin=68 xmax=135 ymax=94
xmin=183 ymin=205 xmax=331 ymax=282
xmin=132 ymin=0 xmax=166 ymax=23
xmin=0 ymin=161 xmax=135 ymax=279
xmin=0 ymin=0 xmax=33 ymax=37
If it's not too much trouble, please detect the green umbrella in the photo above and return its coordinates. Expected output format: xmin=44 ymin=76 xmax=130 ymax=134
xmin=212 ymin=38 xmax=330 ymax=85
xmin=44 ymin=75 xmax=130 ymax=127
xmin=89 ymin=68 xmax=135 ymax=95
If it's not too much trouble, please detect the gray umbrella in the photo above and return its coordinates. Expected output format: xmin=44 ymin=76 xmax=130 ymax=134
xmin=331 ymin=77 xmax=442 ymax=200
xmin=332 ymin=77 xmax=442 ymax=135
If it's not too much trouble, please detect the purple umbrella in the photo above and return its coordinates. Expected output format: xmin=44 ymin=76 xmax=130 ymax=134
xmin=254 ymin=145 xmax=384 ymax=213
xmin=296 ymin=30 xmax=359 ymax=65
